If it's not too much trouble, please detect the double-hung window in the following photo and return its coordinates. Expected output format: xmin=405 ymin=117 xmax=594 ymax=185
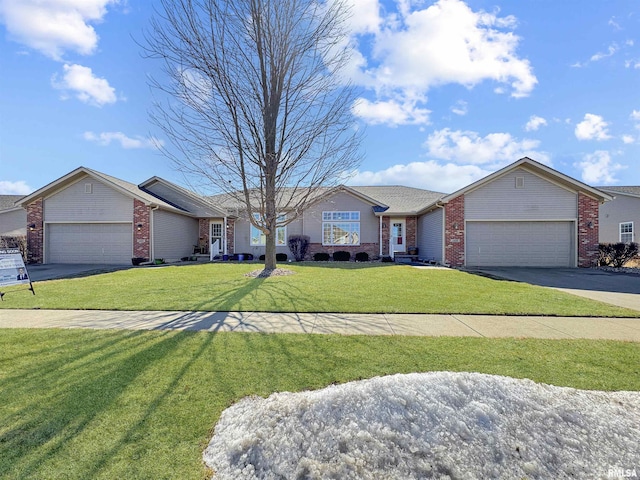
xmin=620 ymin=222 xmax=634 ymax=243
xmin=251 ymin=213 xmax=286 ymax=246
xmin=322 ymin=211 xmax=360 ymax=245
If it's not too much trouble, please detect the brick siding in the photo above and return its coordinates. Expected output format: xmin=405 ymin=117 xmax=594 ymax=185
xmin=226 ymin=219 xmax=235 ymax=254
xmin=577 ymin=192 xmax=600 ymax=267
xmin=307 ymin=242 xmax=379 ymax=260
xmin=26 ymin=198 xmax=43 ymax=264
xmin=444 ymin=195 xmax=465 ymax=267
xmin=133 ymin=199 xmax=150 ymax=259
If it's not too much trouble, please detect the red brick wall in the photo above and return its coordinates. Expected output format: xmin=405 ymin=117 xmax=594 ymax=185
xmin=381 ymin=216 xmax=390 ymax=256
xmin=133 ymin=199 xmax=150 ymax=259
xmin=577 ymin=193 xmax=600 ymax=267
xmin=444 ymin=195 xmax=465 ymax=267
xmin=226 ymin=219 xmax=235 ymax=254
xmin=198 ymin=219 xmax=209 ymax=245
xmin=406 ymin=216 xmax=417 ymax=249
xmin=26 ymin=198 xmax=43 ymax=264
xmin=307 ymin=242 xmax=379 ymax=260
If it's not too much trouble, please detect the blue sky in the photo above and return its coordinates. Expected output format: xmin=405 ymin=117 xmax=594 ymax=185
xmin=1 ymin=0 xmax=639 ymax=196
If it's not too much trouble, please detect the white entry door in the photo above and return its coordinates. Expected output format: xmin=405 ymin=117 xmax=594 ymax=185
xmin=390 ymin=220 xmax=405 ymax=256
xmin=210 ymin=221 xmax=224 ymax=256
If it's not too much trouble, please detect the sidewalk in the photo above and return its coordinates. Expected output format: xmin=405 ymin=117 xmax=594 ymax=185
xmin=1 ymin=309 xmax=639 ymax=341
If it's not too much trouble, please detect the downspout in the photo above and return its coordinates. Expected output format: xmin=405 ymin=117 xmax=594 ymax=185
xmin=436 ymin=203 xmax=445 ymax=265
xmin=223 ymin=216 xmax=228 ymax=255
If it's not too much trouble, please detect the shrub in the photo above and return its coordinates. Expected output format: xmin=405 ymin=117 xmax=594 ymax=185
xmin=132 ymin=257 xmax=148 ymax=266
xmin=598 ymin=242 xmax=639 ymax=268
xmin=333 ymin=251 xmax=350 ymax=262
xmin=276 ymin=253 xmax=288 ymax=262
xmin=313 ymin=252 xmax=330 ymax=261
xmin=1 ymin=235 xmax=27 ymax=260
xmin=259 ymin=254 xmax=265 ymax=261
xmin=355 ymin=252 xmax=369 ymax=262
xmin=288 ymin=235 xmax=310 ymax=261
xmin=381 ymin=256 xmax=393 ymax=263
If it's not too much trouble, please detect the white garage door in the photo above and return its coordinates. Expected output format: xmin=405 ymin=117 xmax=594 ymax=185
xmin=466 ymin=221 xmax=573 ymax=267
xmin=47 ymin=223 xmax=133 ymax=264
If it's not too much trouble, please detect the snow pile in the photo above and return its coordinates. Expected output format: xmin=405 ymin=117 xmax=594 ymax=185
xmin=203 ymin=372 xmax=640 ymax=479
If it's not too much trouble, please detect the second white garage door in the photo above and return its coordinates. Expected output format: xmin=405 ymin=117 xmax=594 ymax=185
xmin=466 ymin=221 xmax=573 ymax=267
xmin=47 ymin=223 xmax=133 ymax=264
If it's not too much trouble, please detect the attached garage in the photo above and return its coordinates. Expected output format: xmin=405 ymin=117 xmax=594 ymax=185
xmin=466 ymin=221 xmax=573 ymax=267
xmin=46 ymin=223 xmax=133 ymax=264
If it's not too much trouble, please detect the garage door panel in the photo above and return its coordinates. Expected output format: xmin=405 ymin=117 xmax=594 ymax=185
xmin=466 ymin=221 xmax=572 ymax=267
xmin=47 ymin=223 xmax=132 ymax=264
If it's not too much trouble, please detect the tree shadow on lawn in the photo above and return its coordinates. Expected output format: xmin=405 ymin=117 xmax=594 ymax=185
xmin=0 ymin=329 xmax=220 ymax=479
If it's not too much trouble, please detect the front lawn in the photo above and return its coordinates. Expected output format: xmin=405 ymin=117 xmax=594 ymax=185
xmin=1 ymin=329 xmax=638 ymax=479
xmin=0 ymin=263 xmax=637 ymax=316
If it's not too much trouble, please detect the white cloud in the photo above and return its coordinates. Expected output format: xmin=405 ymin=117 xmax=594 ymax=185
xmin=450 ymin=100 xmax=468 ymax=116
xmin=590 ymin=43 xmax=618 ymax=62
xmin=84 ymin=131 xmax=162 ymax=149
xmin=631 ymin=110 xmax=640 ymax=121
xmin=574 ymin=113 xmax=611 ymax=141
xmin=352 ymin=98 xmax=430 ymax=126
xmin=0 ymin=0 xmax=118 ymax=60
xmin=0 ymin=180 xmax=32 ymax=195
xmin=524 ymin=115 xmax=547 ymax=132
xmin=52 ymin=64 xmax=117 ymax=106
xmin=423 ymin=128 xmax=550 ymax=166
xmin=622 ymin=134 xmax=635 ymax=144
xmin=346 ymin=161 xmax=488 ymax=192
xmin=574 ymin=151 xmax=625 ymax=185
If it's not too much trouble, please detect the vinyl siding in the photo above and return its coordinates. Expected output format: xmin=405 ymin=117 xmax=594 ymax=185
xmin=0 ymin=209 xmax=26 ymax=236
xmin=417 ymin=208 xmax=443 ymax=263
xmin=45 ymin=176 xmax=133 ymax=222
xmin=233 ymin=216 xmax=303 ymax=256
xmin=152 ymin=209 xmax=199 ymax=260
xmin=302 ymin=192 xmax=378 ymax=244
xmin=599 ymin=194 xmax=640 ymax=243
xmin=465 ymin=168 xmax=577 ymax=220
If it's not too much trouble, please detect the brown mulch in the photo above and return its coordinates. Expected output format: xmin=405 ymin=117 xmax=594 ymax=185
xmin=244 ymin=268 xmax=295 ymax=278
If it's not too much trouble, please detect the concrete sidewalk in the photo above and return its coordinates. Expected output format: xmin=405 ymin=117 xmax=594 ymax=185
xmin=1 ymin=309 xmax=639 ymax=341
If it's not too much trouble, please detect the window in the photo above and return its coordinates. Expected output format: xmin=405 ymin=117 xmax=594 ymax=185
xmin=322 ymin=211 xmax=360 ymax=245
xmin=251 ymin=214 xmax=286 ymax=246
xmin=620 ymin=222 xmax=634 ymax=243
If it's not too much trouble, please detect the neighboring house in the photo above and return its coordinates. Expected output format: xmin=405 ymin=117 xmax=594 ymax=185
xmin=597 ymin=186 xmax=639 ymax=245
xmin=0 ymin=195 xmax=27 ymax=238
xmin=15 ymin=157 xmax=612 ymax=267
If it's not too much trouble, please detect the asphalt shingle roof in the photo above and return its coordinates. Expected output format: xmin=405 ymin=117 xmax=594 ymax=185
xmin=0 ymin=195 xmax=24 ymax=211
xmin=597 ymin=186 xmax=640 ymax=197
xmin=349 ymin=186 xmax=445 ymax=214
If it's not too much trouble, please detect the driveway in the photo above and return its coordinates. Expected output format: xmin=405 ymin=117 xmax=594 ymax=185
xmin=469 ymin=267 xmax=640 ymax=312
xmin=25 ymin=264 xmax=133 ymax=282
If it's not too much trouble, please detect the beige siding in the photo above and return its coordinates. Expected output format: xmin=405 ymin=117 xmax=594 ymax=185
xmin=465 ymin=168 xmax=577 ymax=220
xmin=0 ymin=209 xmax=26 ymax=236
xmin=45 ymin=175 xmax=133 ymax=222
xmin=417 ymin=208 xmax=443 ymax=263
xmin=599 ymin=195 xmax=640 ymax=243
xmin=152 ymin=209 xmax=199 ymax=260
xmin=302 ymin=192 xmax=378 ymax=244
xmin=233 ymin=216 xmax=303 ymax=256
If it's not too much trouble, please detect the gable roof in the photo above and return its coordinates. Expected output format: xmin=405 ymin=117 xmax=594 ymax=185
xmin=0 ymin=195 xmax=25 ymax=211
xmin=436 ymin=157 xmax=613 ymax=206
xmin=139 ymin=176 xmax=228 ymax=217
xmin=349 ymin=186 xmax=445 ymax=215
xmin=597 ymin=186 xmax=640 ymax=198
xmin=18 ymin=167 xmax=187 ymax=214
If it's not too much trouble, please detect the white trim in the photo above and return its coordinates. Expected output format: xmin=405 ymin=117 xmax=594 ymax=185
xmin=465 ymin=218 xmax=578 ymax=222
xmin=620 ymin=221 xmax=634 ymax=243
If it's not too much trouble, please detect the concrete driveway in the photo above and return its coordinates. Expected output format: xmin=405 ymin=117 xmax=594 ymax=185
xmin=468 ymin=267 xmax=640 ymax=312
xmin=25 ymin=264 xmax=133 ymax=282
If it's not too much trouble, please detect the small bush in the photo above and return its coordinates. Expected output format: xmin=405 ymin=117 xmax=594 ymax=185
xmin=276 ymin=253 xmax=288 ymax=262
xmin=333 ymin=251 xmax=350 ymax=262
xmin=355 ymin=252 xmax=369 ymax=262
xmin=132 ymin=257 xmax=148 ymax=266
xmin=259 ymin=254 xmax=265 ymax=261
xmin=381 ymin=256 xmax=393 ymax=263
xmin=598 ymin=242 xmax=639 ymax=268
xmin=288 ymin=235 xmax=310 ymax=262
xmin=313 ymin=252 xmax=330 ymax=261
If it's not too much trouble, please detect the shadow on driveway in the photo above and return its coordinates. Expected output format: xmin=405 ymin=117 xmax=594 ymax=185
xmin=26 ymin=264 xmax=135 ymax=282
xmin=466 ymin=267 xmax=640 ymax=295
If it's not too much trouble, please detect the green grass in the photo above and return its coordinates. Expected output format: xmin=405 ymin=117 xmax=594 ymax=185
xmin=0 ymin=263 xmax=637 ymax=316
xmin=1 ymin=328 xmax=639 ymax=479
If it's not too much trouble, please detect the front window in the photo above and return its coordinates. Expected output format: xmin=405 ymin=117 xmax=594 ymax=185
xmin=251 ymin=214 xmax=286 ymax=246
xmin=322 ymin=211 xmax=360 ymax=245
xmin=620 ymin=222 xmax=634 ymax=243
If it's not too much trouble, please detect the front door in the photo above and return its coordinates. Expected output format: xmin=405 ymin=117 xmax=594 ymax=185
xmin=390 ymin=220 xmax=405 ymax=256
xmin=210 ymin=222 xmax=224 ymax=256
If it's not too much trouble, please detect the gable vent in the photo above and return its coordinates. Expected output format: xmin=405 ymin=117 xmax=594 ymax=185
xmin=515 ymin=177 xmax=525 ymax=189
xmin=85 ymin=183 xmax=93 ymax=194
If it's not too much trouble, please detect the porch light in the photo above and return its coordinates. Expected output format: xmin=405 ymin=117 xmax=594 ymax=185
xmin=587 ymin=221 xmax=594 ymax=229
xmin=137 ymin=223 xmax=143 ymax=231
xmin=28 ymin=223 xmax=36 ymax=231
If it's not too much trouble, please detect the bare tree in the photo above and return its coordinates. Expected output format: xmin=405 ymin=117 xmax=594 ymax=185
xmin=144 ymin=0 xmax=362 ymax=270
